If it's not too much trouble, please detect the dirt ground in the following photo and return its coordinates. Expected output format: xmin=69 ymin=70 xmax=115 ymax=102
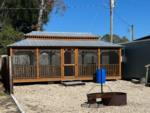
xmin=0 ymin=94 xmax=20 ymax=113
xmin=14 ymin=80 xmax=150 ymax=113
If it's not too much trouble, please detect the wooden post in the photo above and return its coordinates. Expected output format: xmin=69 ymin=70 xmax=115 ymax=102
xmin=98 ymin=48 xmax=101 ymax=69
xmin=36 ymin=48 xmax=40 ymax=79
xmin=10 ymin=48 xmax=13 ymax=56
xmin=61 ymin=48 xmax=64 ymax=79
xmin=9 ymin=56 xmax=13 ymax=94
xmin=119 ymin=48 xmax=122 ymax=79
xmin=75 ymin=48 xmax=78 ymax=79
xmin=9 ymin=48 xmax=13 ymax=93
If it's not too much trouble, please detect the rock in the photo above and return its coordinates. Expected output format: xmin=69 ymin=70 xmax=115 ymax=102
xmin=131 ymin=79 xmax=140 ymax=84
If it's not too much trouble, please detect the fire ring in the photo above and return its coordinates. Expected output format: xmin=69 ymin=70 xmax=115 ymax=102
xmin=87 ymin=92 xmax=127 ymax=106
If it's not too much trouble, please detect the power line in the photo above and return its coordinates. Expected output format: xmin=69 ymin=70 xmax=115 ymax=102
xmin=100 ymin=0 xmax=131 ymax=27
xmin=114 ymin=11 xmax=131 ymax=27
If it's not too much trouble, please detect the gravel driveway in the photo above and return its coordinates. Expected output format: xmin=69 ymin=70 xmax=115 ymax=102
xmin=14 ymin=80 xmax=150 ymax=113
xmin=0 ymin=94 xmax=20 ymax=113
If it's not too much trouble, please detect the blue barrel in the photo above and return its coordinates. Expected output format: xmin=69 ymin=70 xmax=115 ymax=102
xmin=96 ymin=69 xmax=101 ymax=83
xmin=96 ymin=68 xmax=106 ymax=84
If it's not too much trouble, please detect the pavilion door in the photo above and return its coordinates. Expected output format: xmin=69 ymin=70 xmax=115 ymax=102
xmin=64 ymin=48 xmax=75 ymax=77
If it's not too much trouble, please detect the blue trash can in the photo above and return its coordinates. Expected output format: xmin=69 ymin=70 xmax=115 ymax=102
xmin=96 ymin=68 xmax=106 ymax=84
xmin=96 ymin=69 xmax=101 ymax=83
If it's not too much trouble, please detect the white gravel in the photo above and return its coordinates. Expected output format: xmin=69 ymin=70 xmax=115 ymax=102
xmin=14 ymin=80 xmax=150 ymax=113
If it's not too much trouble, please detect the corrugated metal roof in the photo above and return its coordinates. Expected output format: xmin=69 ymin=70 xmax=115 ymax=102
xmin=25 ymin=31 xmax=99 ymax=38
xmin=8 ymin=39 xmax=122 ymax=48
xmin=135 ymin=35 xmax=150 ymax=41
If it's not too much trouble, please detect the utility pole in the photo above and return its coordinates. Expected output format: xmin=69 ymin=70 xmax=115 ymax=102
xmin=110 ymin=0 xmax=115 ymax=43
xmin=131 ymin=24 xmax=134 ymax=41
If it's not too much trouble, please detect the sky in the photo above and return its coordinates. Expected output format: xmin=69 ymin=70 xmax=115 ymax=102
xmin=44 ymin=0 xmax=150 ymax=40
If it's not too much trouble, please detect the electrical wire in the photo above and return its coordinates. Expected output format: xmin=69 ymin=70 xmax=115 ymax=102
xmin=114 ymin=11 xmax=131 ymax=27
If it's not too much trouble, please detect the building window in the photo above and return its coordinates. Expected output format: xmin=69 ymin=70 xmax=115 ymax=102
xmin=40 ymin=49 xmax=60 ymax=66
xmin=13 ymin=51 xmax=35 ymax=65
xmin=78 ymin=49 xmax=98 ymax=65
xmin=101 ymin=50 xmax=119 ymax=64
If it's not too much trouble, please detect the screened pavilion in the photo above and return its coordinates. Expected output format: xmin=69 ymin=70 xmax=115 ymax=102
xmin=8 ymin=31 xmax=122 ymax=83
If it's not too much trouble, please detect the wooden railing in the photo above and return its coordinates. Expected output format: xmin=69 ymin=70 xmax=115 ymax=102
xmin=12 ymin=64 xmax=119 ymax=80
xmin=12 ymin=64 xmax=61 ymax=80
xmin=39 ymin=65 xmax=61 ymax=78
xmin=13 ymin=65 xmax=36 ymax=79
xmin=100 ymin=64 xmax=119 ymax=77
xmin=78 ymin=64 xmax=119 ymax=78
xmin=78 ymin=64 xmax=98 ymax=77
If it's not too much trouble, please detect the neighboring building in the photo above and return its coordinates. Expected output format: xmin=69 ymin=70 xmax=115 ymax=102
xmin=123 ymin=35 xmax=150 ymax=80
xmin=8 ymin=31 xmax=122 ymax=83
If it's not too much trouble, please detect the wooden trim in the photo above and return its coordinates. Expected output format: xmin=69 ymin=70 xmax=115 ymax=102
xmin=13 ymin=76 xmax=121 ymax=83
xmin=75 ymin=48 xmax=78 ymax=78
xmin=13 ymin=78 xmax=61 ymax=83
xmin=106 ymin=76 xmax=121 ymax=80
xmin=119 ymin=48 xmax=122 ymax=79
xmin=64 ymin=64 xmax=75 ymax=66
xmin=98 ymin=48 xmax=100 ymax=69
xmin=26 ymin=36 xmax=98 ymax=40
xmin=12 ymin=49 xmax=35 ymax=53
xmin=10 ymin=48 xmax=13 ymax=56
xmin=36 ymin=48 xmax=40 ymax=79
xmin=62 ymin=76 xmax=75 ymax=79
xmin=61 ymin=48 xmax=64 ymax=78
xmin=13 ymin=77 xmax=93 ymax=83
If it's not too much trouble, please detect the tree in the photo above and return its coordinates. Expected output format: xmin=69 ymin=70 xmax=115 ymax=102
xmin=121 ymin=36 xmax=129 ymax=43
xmin=0 ymin=25 xmax=23 ymax=54
xmin=0 ymin=0 xmax=66 ymax=54
xmin=0 ymin=0 xmax=66 ymax=33
xmin=37 ymin=0 xmax=66 ymax=31
xmin=101 ymin=34 xmax=129 ymax=43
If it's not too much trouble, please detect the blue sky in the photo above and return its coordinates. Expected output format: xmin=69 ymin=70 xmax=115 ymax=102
xmin=44 ymin=0 xmax=150 ymax=40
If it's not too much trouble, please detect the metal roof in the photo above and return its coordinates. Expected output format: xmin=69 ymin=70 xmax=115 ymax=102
xmin=25 ymin=31 xmax=99 ymax=38
xmin=8 ymin=39 xmax=122 ymax=48
xmin=135 ymin=35 xmax=150 ymax=41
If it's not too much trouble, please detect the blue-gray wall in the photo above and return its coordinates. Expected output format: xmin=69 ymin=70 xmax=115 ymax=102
xmin=123 ymin=40 xmax=150 ymax=80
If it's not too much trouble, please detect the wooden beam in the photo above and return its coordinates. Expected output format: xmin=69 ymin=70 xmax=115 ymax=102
xmin=9 ymin=48 xmax=14 ymax=93
xmin=13 ymin=76 xmax=120 ymax=83
xmin=75 ymin=48 xmax=78 ymax=78
xmin=98 ymin=48 xmax=101 ymax=69
xmin=61 ymin=48 xmax=64 ymax=78
xmin=10 ymin=48 xmax=13 ymax=56
xmin=64 ymin=64 xmax=75 ymax=66
xmin=13 ymin=78 xmax=61 ymax=83
xmin=9 ymin=56 xmax=13 ymax=94
xmin=36 ymin=48 xmax=40 ymax=79
xmin=119 ymin=48 xmax=122 ymax=79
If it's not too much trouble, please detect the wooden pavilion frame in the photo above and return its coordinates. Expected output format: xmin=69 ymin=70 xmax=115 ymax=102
xmin=8 ymin=32 xmax=122 ymax=83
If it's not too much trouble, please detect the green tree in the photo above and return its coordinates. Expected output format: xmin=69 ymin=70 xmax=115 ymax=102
xmin=101 ymin=34 xmax=129 ymax=43
xmin=0 ymin=25 xmax=23 ymax=54
xmin=121 ymin=36 xmax=129 ymax=43
xmin=0 ymin=0 xmax=66 ymax=33
xmin=0 ymin=0 xmax=66 ymax=54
